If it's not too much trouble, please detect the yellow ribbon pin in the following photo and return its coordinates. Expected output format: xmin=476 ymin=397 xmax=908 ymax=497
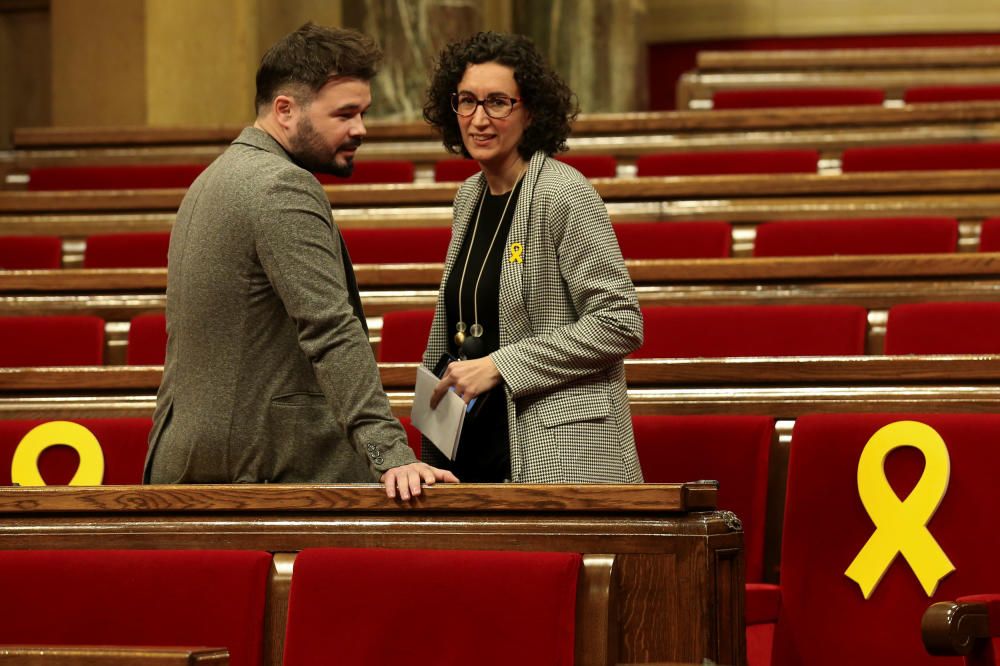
xmin=509 ymin=242 xmax=523 ymax=263
xmin=11 ymin=421 xmax=105 ymax=486
xmin=844 ymin=420 xmax=954 ymax=599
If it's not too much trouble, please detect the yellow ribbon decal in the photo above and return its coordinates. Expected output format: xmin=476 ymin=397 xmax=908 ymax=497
xmin=11 ymin=421 xmax=105 ymax=486
xmin=509 ymin=242 xmax=523 ymax=263
xmin=844 ymin=420 xmax=954 ymax=599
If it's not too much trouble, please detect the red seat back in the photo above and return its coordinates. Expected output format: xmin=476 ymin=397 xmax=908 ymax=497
xmin=979 ymin=217 xmax=1000 ymax=251
xmin=713 ymin=87 xmax=884 ymax=109
xmin=884 ymin=302 xmax=1000 ymax=355
xmin=905 ymin=85 xmax=1000 ymax=104
xmin=0 ymin=315 xmax=104 ymax=367
xmin=315 ymin=160 xmax=414 ymax=184
xmin=397 ymin=416 xmax=422 ymax=459
xmin=772 ymin=413 xmax=1000 ymax=666
xmin=636 ymin=149 xmax=819 ymax=176
xmin=0 ymin=549 xmax=271 ymax=666
xmin=84 ymin=232 xmax=170 ymax=268
xmin=753 ymin=217 xmax=959 ymax=257
xmin=0 ymin=236 xmax=62 ymax=269
xmin=555 ymin=154 xmax=617 ymax=178
xmin=613 ymin=221 xmax=731 ymax=259
xmin=633 ymin=414 xmax=773 ymax=582
xmin=27 ymin=164 xmax=205 ymax=190
xmin=633 ymin=305 xmax=868 ymax=358
xmin=434 ymin=159 xmax=481 ymax=182
xmin=283 ymin=548 xmax=580 ymax=666
xmin=340 ymin=227 xmax=451 ymax=264
xmin=841 ymin=142 xmax=1000 ymax=172
xmin=0 ymin=417 xmax=151 ymax=485
xmin=127 ymin=313 xmax=167 ymax=365
xmin=378 ymin=309 xmax=434 ymax=362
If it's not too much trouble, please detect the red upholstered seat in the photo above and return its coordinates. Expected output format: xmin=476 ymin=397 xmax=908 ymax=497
xmin=613 ymin=221 xmax=731 ymax=258
xmin=340 ymin=226 xmax=451 ymax=264
xmin=397 ymin=416 xmax=422 ymax=459
xmin=752 ymin=217 xmax=959 ymax=257
xmin=0 ymin=549 xmax=270 ymax=666
xmin=0 ymin=417 xmax=151 ymax=485
xmin=636 ymin=149 xmax=819 ymax=176
xmin=315 ymin=160 xmax=414 ymax=184
xmin=0 ymin=235 xmax=62 ymax=269
xmin=434 ymin=159 xmax=481 ymax=182
xmin=378 ymin=309 xmax=434 ymax=362
xmin=841 ymin=142 xmax=1000 ymax=172
xmin=0 ymin=315 xmax=104 ymax=367
xmin=632 ymin=414 xmax=772 ymax=582
xmin=84 ymin=232 xmax=170 ymax=268
xmin=884 ymin=302 xmax=1000 ymax=355
xmin=27 ymin=164 xmax=205 ymax=190
xmin=555 ymin=154 xmax=617 ymax=178
xmin=127 ymin=313 xmax=167 ymax=365
xmin=761 ymin=413 xmax=1000 ymax=666
xmin=905 ymin=85 xmax=1000 ymax=104
xmin=283 ymin=548 xmax=580 ymax=666
xmin=713 ymin=87 xmax=885 ymax=110
xmin=979 ymin=218 xmax=1000 ymax=252
xmin=633 ymin=305 xmax=868 ymax=358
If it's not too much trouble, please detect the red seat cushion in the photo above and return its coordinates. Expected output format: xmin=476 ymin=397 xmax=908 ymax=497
xmin=127 ymin=313 xmax=167 ymax=365
xmin=636 ymin=149 xmax=818 ymax=176
xmin=84 ymin=232 xmax=170 ymax=268
xmin=633 ymin=305 xmax=868 ymax=358
xmin=378 ymin=309 xmax=434 ymax=362
xmin=841 ymin=142 xmax=1000 ymax=172
xmin=555 ymin=154 xmax=617 ymax=178
xmin=772 ymin=413 xmax=1000 ymax=666
xmin=613 ymin=221 xmax=731 ymax=259
xmin=0 ymin=236 xmax=62 ymax=269
xmin=884 ymin=302 xmax=1000 ymax=355
xmin=0 ymin=315 xmax=104 ymax=367
xmin=434 ymin=159 xmax=481 ymax=182
xmin=27 ymin=164 xmax=205 ymax=190
xmin=340 ymin=227 xmax=451 ymax=264
xmin=283 ymin=548 xmax=580 ymax=666
xmin=633 ymin=415 xmax=772 ymax=582
xmin=905 ymin=85 xmax=1000 ymax=104
xmin=713 ymin=87 xmax=885 ymax=110
xmin=753 ymin=217 xmax=958 ymax=257
xmin=0 ymin=549 xmax=270 ymax=666
xmin=980 ymin=217 xmax=1000 ymax=252
xmin=315 ymin=160 xmax=414 ymax=184
xmin=0 ymin=417 xmax=151 ymax=485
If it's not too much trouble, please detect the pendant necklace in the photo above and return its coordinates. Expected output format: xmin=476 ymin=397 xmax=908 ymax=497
xmin=454 ymin=168 xmax=525 ymax=358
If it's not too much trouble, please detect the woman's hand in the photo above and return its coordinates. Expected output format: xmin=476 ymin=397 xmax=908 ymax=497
xmin=430 ymin=356 xmax=501 ymax=408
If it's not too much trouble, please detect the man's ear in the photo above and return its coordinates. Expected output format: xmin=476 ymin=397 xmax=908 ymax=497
xmin=272 ymin=94 xmax=297 ymax=130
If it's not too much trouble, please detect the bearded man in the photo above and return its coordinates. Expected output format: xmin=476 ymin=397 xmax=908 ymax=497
xmin=145 ymin=23 xmax=457 ymax=497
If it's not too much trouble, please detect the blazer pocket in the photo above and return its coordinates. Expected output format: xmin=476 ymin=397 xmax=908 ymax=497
xmin=539 ymin=391 xmax=611 ymax=428
xmin=271 ymin=391 xmax=325 ymax=406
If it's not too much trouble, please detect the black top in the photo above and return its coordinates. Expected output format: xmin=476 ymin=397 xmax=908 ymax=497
xmin=442 ymin=178 xmax=524 ymax=482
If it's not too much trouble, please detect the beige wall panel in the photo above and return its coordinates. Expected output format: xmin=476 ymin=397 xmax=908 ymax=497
xmin=256 ymin=0 xmax=342 ymax=59
xmin=645 ymin=0 xmax=1000 ymax=42
xmin=50 ymin=0 xmax=146 ymax=126
xmin=145 ymin=0 xmax=257 ymax=126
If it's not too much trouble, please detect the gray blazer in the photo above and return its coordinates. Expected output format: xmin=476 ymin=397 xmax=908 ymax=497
xmin=145 ymin=127 xmax=415 ymax=483
xmin=421 ymin=151 xmax=644 ymax=483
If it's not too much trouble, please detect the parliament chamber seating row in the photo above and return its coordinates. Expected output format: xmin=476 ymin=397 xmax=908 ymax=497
xmin=702 ymin=84 xmax=1000 ymax=110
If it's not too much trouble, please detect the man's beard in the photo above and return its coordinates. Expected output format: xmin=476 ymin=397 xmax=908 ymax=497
xmin=289 ymin=116 xmax=361 ymax=178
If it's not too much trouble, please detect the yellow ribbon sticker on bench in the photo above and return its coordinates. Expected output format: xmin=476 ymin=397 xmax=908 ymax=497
xmin=845 ymin=420 xmax=954 ymax=599
xmin=11 ymin=421 xmax=105 ymax=486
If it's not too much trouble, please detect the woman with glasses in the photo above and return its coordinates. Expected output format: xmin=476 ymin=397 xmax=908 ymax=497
xmin=419 ymin=31 xmax=643 ymax=483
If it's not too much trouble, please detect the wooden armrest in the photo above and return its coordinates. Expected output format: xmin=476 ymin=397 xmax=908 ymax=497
xmin=0 ymin=646 xmax=229 ymax=665
xmin=922 ymin=600 xmax=991 ymax=656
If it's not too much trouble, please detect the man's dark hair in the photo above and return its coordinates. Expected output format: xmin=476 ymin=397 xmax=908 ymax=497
xmin=255 ymin=23 xmax=382 ymax=113
xmin=423 ymin=32 xmax=578 ymax=159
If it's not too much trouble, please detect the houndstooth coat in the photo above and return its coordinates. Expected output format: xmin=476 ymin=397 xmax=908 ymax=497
xmin=420 ymin=150 xmax=645 ymax=483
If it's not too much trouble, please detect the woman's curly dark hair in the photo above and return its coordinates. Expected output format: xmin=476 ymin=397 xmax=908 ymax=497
xmin=423 ymin=32 xmax=578 ymax=160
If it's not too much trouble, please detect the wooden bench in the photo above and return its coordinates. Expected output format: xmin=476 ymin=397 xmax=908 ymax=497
xmin=0 ymin=646 xmax=229 ymax=665
xmin=695 ymin=45 xmax=1000 ymax=73
xmin=0 ymin=483 xmax=737 ymax=666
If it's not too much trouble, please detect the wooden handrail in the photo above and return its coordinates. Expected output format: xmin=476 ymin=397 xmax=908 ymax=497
xmin=697 ymin=45 xmax=1000 ymax=71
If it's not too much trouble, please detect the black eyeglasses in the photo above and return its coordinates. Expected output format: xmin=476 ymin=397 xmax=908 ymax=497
xmin=450 ymin=92 xmax=520 ymax=119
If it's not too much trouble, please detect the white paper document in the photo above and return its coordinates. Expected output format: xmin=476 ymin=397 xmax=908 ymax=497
xmin=410 ymin=365 xmax=465 ymax=460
